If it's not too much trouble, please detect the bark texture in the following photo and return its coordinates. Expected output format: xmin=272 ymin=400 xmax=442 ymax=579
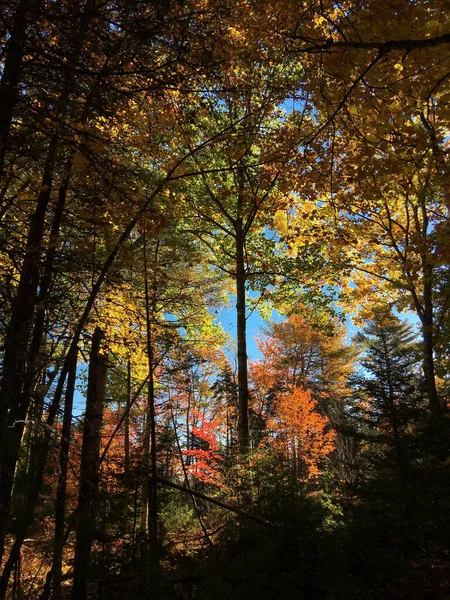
xmin=72 ymin=328 xmax=108 ymax=600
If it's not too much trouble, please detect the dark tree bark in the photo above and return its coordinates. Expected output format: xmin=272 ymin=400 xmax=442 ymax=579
xmin=168 ymin=403 xmax=212 ymax=545
xmin=0 ymin=162 xmax=180 ymax=590
xmin=143 ymin=233 xmax=158 ymax=549
xmin=72 ymin=328 xmax=108 ymax=600
xmin=421 ymin=264 xmax=442 ymax=422
xmin=0 ymin=0 xmax=30 ymax=177
xmin=52 ymin=347 xmax=78 ymax=600
xmin=125 ymin=359 xmax=131 ymax=474
xmin=0 ymin=67 xmax=223 ymax=590
xmin=0 ymin=0 xmax=102 ymax=549
xmin=384 ymin=192 xmax=443 ymax=425
xmin=235 ymin=225 xmax=249 ymax=455
xmin=0 ymin=0 xmax=97 ymax=495
xmin=37 ymin=347 xmax=78 ymax=600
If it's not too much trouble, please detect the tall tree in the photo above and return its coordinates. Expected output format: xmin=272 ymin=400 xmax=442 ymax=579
xmin=350 ymin=311 xmax=425 ymax=491
xmin=176 ymin=77 xmax=299 ymax=453
xmin=72 ymin=327 xmax=108 ymax=600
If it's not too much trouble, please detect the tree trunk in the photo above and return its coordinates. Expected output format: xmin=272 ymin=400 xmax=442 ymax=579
xmin=140 ymin=408 xmax=150 ymax=534
xmin=143 ymin=233 xmax=158 ymax=549
xmin=0 ymin=45 xmax=178 ymax=583
xmin=422 ymin=266 xmax=442 ymax=422
xmin=52 ymin=347 xmax=78 ymax=599
xmin=0 ymin=0 xmax=29 ymax=177
xmin=72 ymin=328 xmax=108 ymax=600
xmin=125 ymin=360 xmax=131 ymax=474
xmin=235 ymin=230 xmax=249 ymax=455
xmin=148 ymin=362 xmax=158 ymax=548
xmin=169 ymin=403 xmax=212 ymax=545
xmin=417 ymin=192 xmax=442 ymax=423
xmin=21 ymin=153 xmax=75 ymax=410
xmin=38 ymin=347 xmax=78 ymax=600
xmin=185 ymin=377 xmax=192 ymax=467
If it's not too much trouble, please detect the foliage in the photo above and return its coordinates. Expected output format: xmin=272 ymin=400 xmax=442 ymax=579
xmin=0 ymin=0 xmax=449 ymax=598
xmin=184 ymin=413 xmax=224 ymax=485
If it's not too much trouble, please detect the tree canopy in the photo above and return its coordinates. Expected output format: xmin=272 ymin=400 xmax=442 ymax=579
xmin=0 ymin=1 xmax=449 ymax=598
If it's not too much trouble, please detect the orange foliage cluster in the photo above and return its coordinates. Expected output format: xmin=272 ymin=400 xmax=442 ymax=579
xmin=184 ymin=414 xmax=223 ymax=485
xmin=267 ymin=387 xmax=335 ymax=480
xmin=100 ymin=407 xmax=131 ymax=494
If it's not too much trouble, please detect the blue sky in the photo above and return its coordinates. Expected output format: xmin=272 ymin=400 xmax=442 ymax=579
xmin=215 ymin=294 xmax=286 ymax=362
xmin=216 ymin=304 xmax=266 ymax=361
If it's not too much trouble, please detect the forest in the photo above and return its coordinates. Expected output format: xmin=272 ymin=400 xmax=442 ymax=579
xmin=0 ymin=0 xmax=449 ymax=598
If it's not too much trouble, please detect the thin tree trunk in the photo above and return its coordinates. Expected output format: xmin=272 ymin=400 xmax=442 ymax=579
xmin=140 ymin=412 xmax=150 ymax=534
xmin=147 ymin=363 xmax=158 ymax=548
xmin=52 ymin=347 xmax=78 ymax=599
xmin=0 ymin=20 xmax=108 ymax=556
xmin=21 ymin=153 xmax=75 ymax=408
xmin=0 ymin=364 xmax=71 ymax=599
xmin=11 ymin=550 xmax=20 ymax=600
xmin=185 ymin=377 xmax=192 ymax=467
xmin=421 ymin=266 xmax=442 ymax=422
xmin=125 ymin=359 xmax=131 ymax=474
xmin=0 ymin=0 xmax=94 ymax=463
xmin=0 ymin=1 xmax=98 ymax=539
xmin=143 ymin=232 xmax=158 ymax=549
xmin=226 ymin=404 xmax=230 ymax=459
xmin=0 ymin=169 xmax=176 ymax=595
xmin=0 ymin=0 xmax=30 ymax=177
xmin=72 ymin=328 xmax=108 ymax=600
xmin=416 ymin=192 xmax=442 ymax=422
xmin=292 ymin=439 xmax=298 ymax=485
xmin=38 ymin=348 xmax=77 ymax=600
xmin=235 ymin=230 xmax=249 ymax=455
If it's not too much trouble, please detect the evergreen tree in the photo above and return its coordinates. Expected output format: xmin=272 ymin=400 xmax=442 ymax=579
xmin=350 ymin=310 xmax=425 ymax=497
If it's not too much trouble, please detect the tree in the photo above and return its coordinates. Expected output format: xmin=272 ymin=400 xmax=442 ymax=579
xmin=350 ymin=310 xmax=425 ymax=492
xmin=326 ymin=122 xmax=449 ymax=423
xmin=266 ymin=387 xmax=335 ymax=482
xmin=176 ymin=77 xmax=299 ymax=454
xmin=184 ymin=412 xmax=223 ymax=486
xmin=274 ymin=0 xmax=450 ymax=423
xmin=72 ymin=327 xmax=108 ymax=600
xmin=251 ymin=310 xmax=354 ymax=422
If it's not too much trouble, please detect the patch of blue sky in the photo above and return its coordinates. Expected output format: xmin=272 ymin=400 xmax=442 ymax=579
xmin=215 ymin=291 xmax=284 ymax=362
xmin=279 ymin=97 xmax=305 ymax=114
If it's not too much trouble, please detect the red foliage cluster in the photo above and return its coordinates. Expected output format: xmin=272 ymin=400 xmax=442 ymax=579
xmin=184 ymin=414 xmax=223 ymax=485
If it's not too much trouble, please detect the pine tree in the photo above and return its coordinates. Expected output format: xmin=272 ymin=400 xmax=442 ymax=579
xmin=350 ymin=310 xmax=425 ymax=495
